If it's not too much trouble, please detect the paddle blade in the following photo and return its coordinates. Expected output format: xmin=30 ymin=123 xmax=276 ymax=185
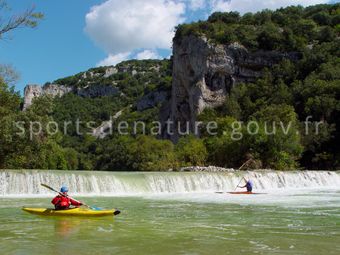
xmin=87 ymin=206 xmax=103 ymax=211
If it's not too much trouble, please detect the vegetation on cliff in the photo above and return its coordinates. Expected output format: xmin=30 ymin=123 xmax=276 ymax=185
xmin=175 ymin=4 xmax=340 ymax=52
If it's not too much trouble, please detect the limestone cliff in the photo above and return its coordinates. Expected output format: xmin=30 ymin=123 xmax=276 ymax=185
xmin=23 ymin=84 xmax=72 ymax=110
xmin=23 ymin=82 xmax=124 ymax=110
xmin=23 ymin=60 xmax=170 ymax=111
xmin=168 ymin=35 xmax=299 ymax=141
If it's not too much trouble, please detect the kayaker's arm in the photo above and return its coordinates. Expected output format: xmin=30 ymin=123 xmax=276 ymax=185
xmin=70 ymin=198 xmax=83 ymax=207
xmin=238 ymin=178 xmax=248 ymax=188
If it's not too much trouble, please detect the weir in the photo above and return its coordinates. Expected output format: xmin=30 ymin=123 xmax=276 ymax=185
xmin=0 ymin=170 xmax=339 ymax=196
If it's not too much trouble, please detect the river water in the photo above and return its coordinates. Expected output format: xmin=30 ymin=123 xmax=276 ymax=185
xmin=0 ymin=170 xmax=340 ymax=255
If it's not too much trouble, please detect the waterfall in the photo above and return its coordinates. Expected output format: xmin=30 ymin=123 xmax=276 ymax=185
xmin=0 ymin=170 xmax=339 ymax=197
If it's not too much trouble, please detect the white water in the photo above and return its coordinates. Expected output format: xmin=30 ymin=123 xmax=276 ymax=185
xmin=0 ymin=170 xmax=339 ymax=197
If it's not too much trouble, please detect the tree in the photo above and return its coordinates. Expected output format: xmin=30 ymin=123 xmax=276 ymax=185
xmin=257 ymin=22 xmax=283 ymax=50
xmin=132 ymin=136 xmax=177 ymax=171
xmin=0 ymin=0 xmax=43 ymax=39
xmin=0 ymin=78 xmax=20 ymax=118
xmin=294 ymin=19 xmax=317 ymax=39
xmin=204 ymin=117 xmax=246 ymax=168
xmin=95 ymin=135 xmax=177 ymax=171
xmin=208 ymin=11 xmax=241 ymax=24
xmin=297 ymin=60 xmax=340 ymax=121
xmin=0 ymin=64 xmax=19 ymax=86
xmin=0 ymin=98 xmax=69 ymax=170
xmin=318 ymin=26 xmax=336 ymax=42
xmin=176 ymin=135 xmax=208 ymax=166
xmin=250 ymin=104 xmax=303 ymax=169
xmin=311 ymin=11 xmax=331 ymax=25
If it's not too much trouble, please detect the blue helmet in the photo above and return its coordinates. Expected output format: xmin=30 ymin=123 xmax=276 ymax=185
xmin=60 ymin=186 xmax=69 ymax=193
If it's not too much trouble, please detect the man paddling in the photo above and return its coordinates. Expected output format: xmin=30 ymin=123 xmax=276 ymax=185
xmin=51 ymin=186 xmax=83 ymax=210
xmin=238 ymin=178 xmax=253 ymax=192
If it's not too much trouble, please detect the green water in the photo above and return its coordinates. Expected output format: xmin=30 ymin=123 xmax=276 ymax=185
xmin=1 ymin=191 xmax=340 ymax=255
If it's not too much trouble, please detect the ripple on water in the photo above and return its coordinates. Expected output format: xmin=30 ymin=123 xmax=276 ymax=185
xmin=1 ymin=191 xmax=340 ymax=255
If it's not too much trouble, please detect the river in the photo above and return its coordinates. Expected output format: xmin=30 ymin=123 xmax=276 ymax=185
xmin=1 ymin=170 xmax=339 ymax=255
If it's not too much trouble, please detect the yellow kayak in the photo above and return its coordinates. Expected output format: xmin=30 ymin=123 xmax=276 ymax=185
xmin=22 ymin=207 xmax=120 ymax=217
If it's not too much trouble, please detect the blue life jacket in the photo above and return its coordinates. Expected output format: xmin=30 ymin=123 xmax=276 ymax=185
xmin=246 ymin=181 xmax=253 ymax=192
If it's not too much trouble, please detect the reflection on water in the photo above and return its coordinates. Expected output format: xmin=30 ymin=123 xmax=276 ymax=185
xmin=54 ymin=218 xmax=81 ymax=237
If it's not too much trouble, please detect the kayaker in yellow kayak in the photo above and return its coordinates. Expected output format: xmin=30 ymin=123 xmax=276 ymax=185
xmin=51 ymin=186 xmax=83 ymax=210
xmin=238 ymin=178 xmax=253 ymax=192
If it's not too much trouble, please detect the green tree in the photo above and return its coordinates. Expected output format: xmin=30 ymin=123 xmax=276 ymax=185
xmin=0 ymin=64 xmax=19 ymax=86
xmin=257 ymin=22 xmax=283 ymax=50
xmin=176 ymin=135 xmax=208 ymax=166
xmin=0 ymin=78 xmax=20 ymax=117
xmin=250 ymin=104 xmax=303 ymax=169
xmin=131 ymin=136 xmax=176 ymax=171
xmin=204 ymin=117 xmax=246 ymax=168
xmin=0 ymin=0 xmax=43 ymax=39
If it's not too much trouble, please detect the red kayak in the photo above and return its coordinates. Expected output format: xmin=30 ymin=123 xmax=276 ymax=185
xmin=227 ymin=191 xmax=267 ymax=195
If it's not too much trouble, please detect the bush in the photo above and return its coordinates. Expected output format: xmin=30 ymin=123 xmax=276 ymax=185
xmin=176 ymin=135 xmax=208 ymax=166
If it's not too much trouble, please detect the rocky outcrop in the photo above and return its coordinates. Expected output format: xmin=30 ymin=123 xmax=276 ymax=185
xmin=136 ymin=90 xmax=169 ymax=111
xmin=23 ymin=61 xmax=165 ymax=110
xmin=103 ymin=67 xmax=118 ymax=78
xmin=92 ymin=110 xmax=124 ymax=139
xmin=23 ymin=84 xmax=72 ymax=110
xmin=179 ymin=166 xmax=235 ymax=172
xmin=23 ymin=83 xmax=120 ymax=110
xmin=76 ymin=85 xmax=119 ymax=98
xmin=168 ymin=35 xmax=299 ymax=141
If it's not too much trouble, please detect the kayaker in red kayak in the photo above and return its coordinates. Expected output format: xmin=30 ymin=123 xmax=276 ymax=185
xmin=238 ymin=178 xmax=253 ymax=192
xmin=51 ymin=186 xmax=83 ymax=210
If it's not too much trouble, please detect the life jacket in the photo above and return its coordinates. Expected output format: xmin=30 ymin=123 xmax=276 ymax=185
xmin=246 ymin=181 xmax=253 ymax=191
xmin=51 ymin=194 xmax=82 ymax=209
xmin=52 ymin=195 xmax=71 ymax=208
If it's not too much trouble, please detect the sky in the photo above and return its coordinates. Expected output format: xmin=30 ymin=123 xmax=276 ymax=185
xmin=0 ymin=0 xmax=338 ymax=94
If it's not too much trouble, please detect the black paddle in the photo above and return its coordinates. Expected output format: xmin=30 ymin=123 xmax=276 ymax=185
xmin=41 ymin=183 xmax=99 ymax=210
xmin=234 ymin=177 xmax=245 ymax=191
xmin=215 ymin=176 xmax=245 ymax=194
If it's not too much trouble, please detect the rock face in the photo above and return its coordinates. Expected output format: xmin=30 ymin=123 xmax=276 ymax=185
xmin=22 ymin=61 xmax=165 ymax=111
xmin=76 ymin=85 xmax=119 ymax=98
xmin=23 ymin=84 xmax=120 ymax=110
xmin=168 ymin=35 xmax=299 ymax=141
xmin=136 ymin=90 xmax=169 ymax=111
xmin=23 ymin=84 xmax=72 ymax=110
xmin=103 ymin=67 xmax=118 ymax=78
xmin=92 ymin=109 xmax=124 ymax=139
